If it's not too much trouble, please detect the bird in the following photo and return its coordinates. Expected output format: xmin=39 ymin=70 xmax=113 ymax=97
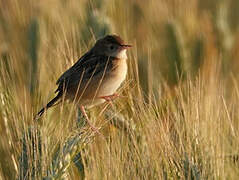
xmin=36 ymin=35 xmax=132 ymax=129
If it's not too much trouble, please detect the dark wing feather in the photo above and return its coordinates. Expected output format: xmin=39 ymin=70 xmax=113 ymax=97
xmin=55 ymin=51 xmax=113 ymax=93
xmin=56 ymin=51 xmax=92 ymax=85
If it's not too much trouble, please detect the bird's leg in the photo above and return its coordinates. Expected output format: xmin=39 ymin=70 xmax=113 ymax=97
xmin=99 ymin=93 xmax=120 ymax=102
xmin=79 ymin=105 xmax=101 ymax=134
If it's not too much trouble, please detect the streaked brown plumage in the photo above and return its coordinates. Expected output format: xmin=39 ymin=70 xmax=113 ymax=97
xmin=36 ymin=35 xmax=131 ymax=124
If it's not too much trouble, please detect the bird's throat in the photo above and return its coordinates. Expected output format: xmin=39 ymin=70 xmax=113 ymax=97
xmin=117 ymin=49 xmax=127 ymax=60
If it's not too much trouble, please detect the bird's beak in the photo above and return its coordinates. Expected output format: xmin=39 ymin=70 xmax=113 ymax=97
xmin=120 ymin=44 xmax=132 ymax=49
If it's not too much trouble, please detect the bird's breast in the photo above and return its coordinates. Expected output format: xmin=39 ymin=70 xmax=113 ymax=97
xmin=69 ymin=58 xmax=128 ymax=108
xmin=99 ymin=58 xmax=127 ymax=96
xmin=112 ymin=58 xmax=128 ymax=82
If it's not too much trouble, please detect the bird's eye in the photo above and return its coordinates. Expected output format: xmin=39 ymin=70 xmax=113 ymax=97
xmin=110 ymin=45 xmax=114 ymax=50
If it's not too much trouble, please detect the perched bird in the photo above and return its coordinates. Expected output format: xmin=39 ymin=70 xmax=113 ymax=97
xmin=36 ymin=35 xmax=131 ymax=128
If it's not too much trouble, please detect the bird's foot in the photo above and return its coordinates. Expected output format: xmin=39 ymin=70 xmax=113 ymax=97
xmin=99 ymin=93 xmax=120 ymax=102
xmin=80 ymin=105 xmax=103 ymax=137
xmin=87 ymin=122 xmax=102 ymax=136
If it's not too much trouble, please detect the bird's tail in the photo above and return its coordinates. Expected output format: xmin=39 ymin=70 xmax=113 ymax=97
xmin=35 ymin=92 xmax=62 ymax=119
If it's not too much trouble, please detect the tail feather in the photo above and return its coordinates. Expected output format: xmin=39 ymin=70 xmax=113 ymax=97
xmin=35 ymin=92 xmax=62 ymax=119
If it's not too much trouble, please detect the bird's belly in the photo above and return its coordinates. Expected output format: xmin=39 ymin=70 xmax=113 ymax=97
xmin=97 ymin=59 xmax=127 ymax=97
xmin=69 ymin=59 xmax=127 ymax=108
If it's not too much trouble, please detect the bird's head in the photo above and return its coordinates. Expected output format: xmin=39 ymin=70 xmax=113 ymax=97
xmin=92 ymin=35 xmax=132 ymax=59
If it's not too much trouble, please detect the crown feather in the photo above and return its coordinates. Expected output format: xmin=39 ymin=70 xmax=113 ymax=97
xmin=103 ymin=35 xmax=124 ymax=45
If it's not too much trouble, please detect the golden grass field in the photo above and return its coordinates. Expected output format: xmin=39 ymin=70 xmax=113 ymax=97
xmin=1 ymin=0 xmax=239 ymax=179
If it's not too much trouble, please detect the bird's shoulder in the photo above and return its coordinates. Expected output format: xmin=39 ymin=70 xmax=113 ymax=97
xmin=55 ymin=51 xmax=114 ymax=89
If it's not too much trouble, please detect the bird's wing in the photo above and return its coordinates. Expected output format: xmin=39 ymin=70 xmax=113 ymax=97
xmin=55 ymin=52 xmax=113 ymax=93
xmin=56 ymin=51 xmax=91 ymax=85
